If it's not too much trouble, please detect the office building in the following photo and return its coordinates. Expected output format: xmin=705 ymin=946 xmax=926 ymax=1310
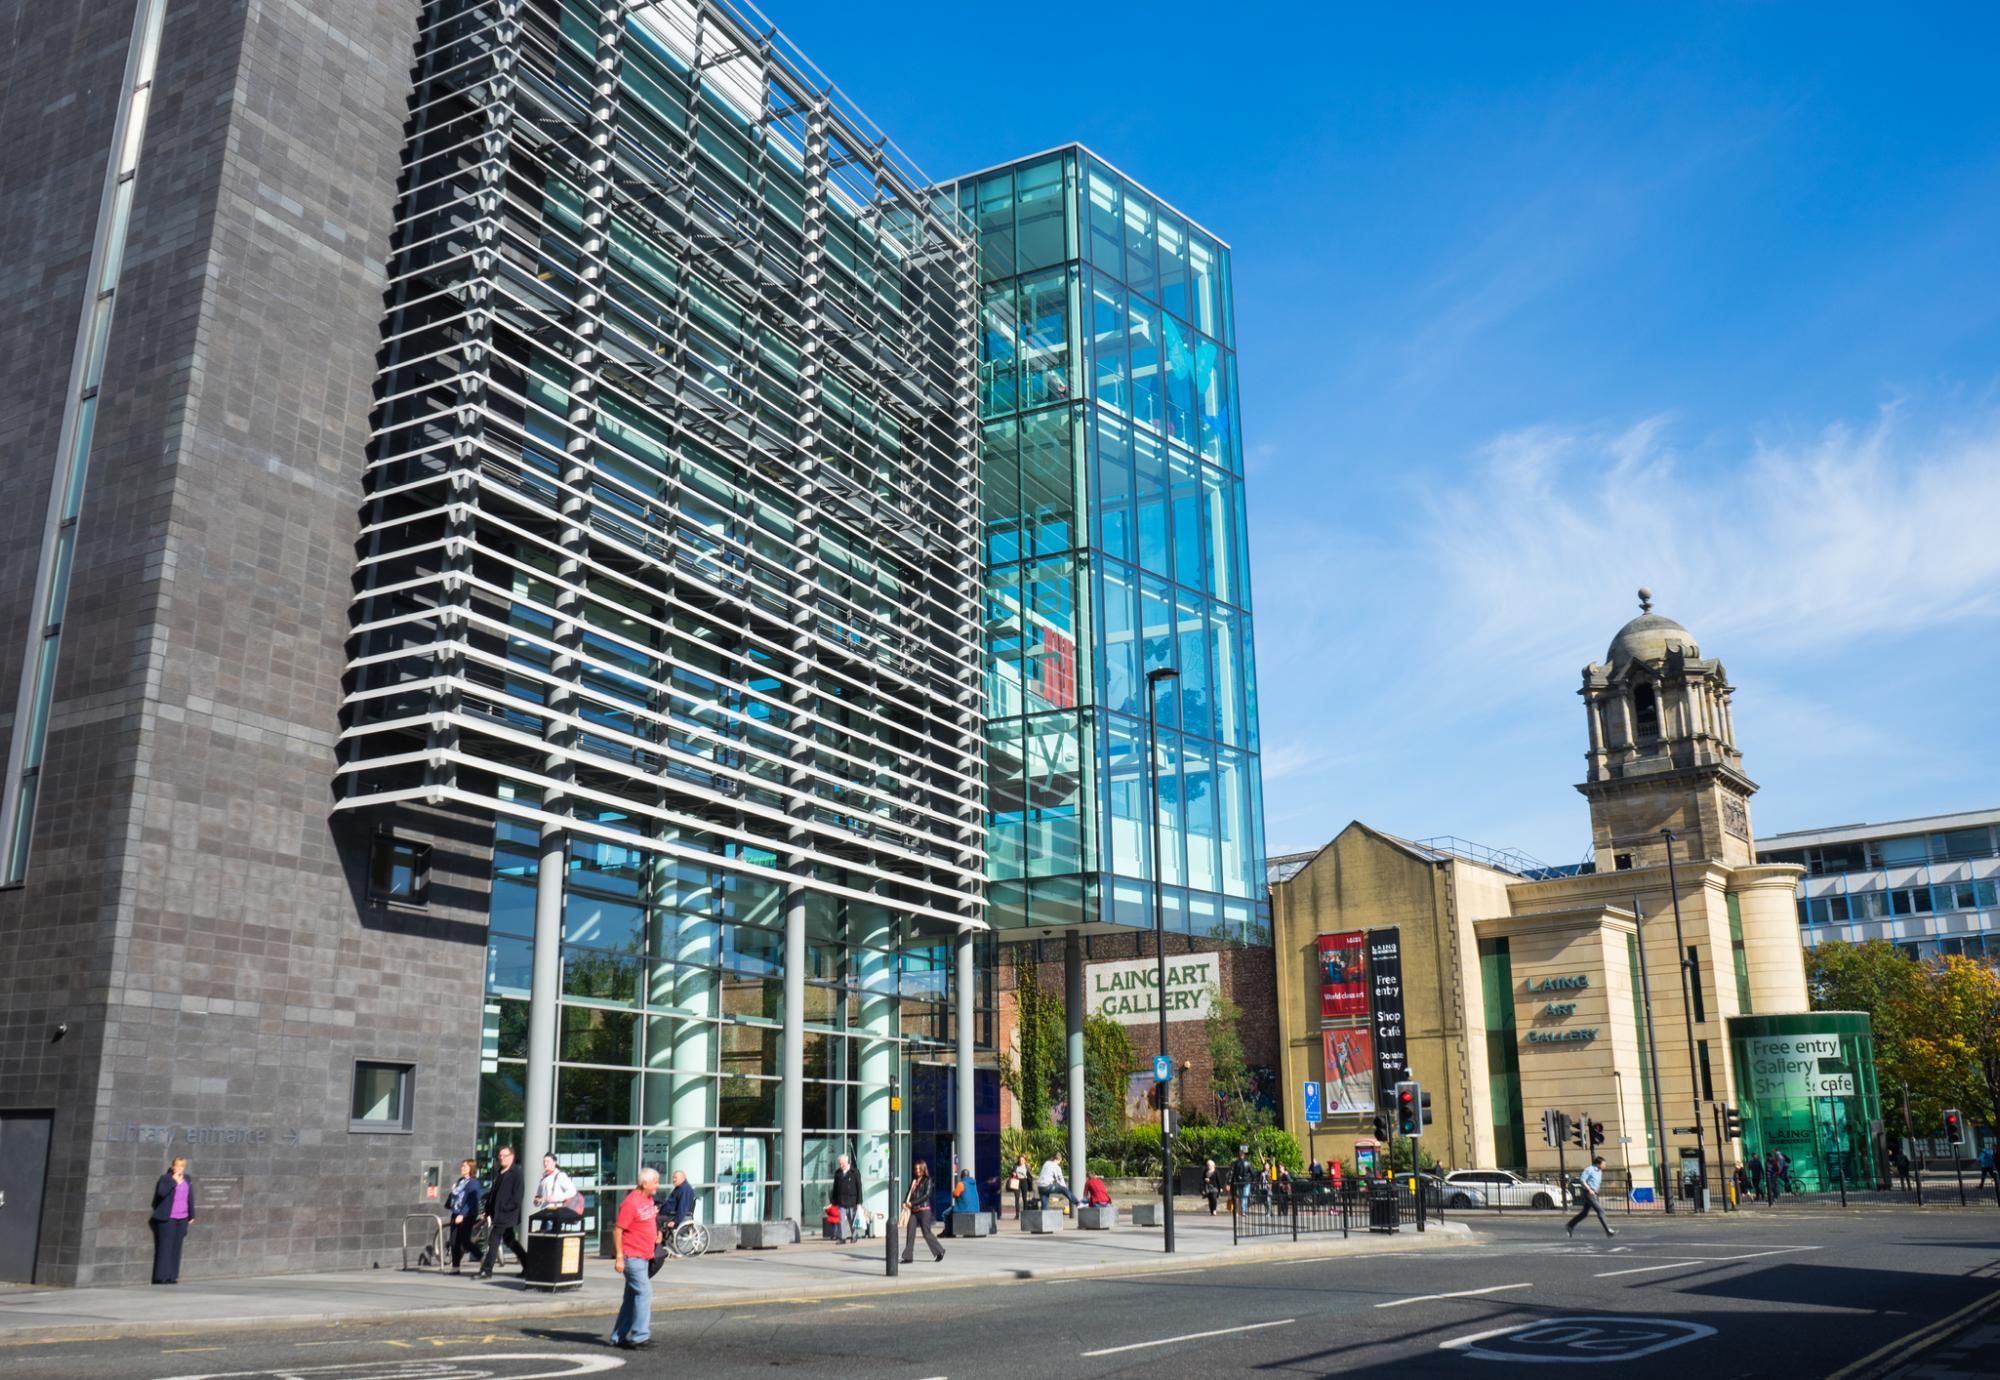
xmin=0 ymin=0 xmax=1264 ymax=1284
xmin=1757 ymin=809 xmax=2000 ymax=960
xmin=1270 ymin=593 xmax=1881 ymax=1196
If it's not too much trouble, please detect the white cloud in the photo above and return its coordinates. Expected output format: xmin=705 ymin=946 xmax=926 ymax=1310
xmin=1251 ymin=407 xmax=2000 ymax=858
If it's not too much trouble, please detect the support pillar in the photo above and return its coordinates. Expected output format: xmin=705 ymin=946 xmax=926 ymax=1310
xmin=523 ymin=827 xmax=565 ymax=1165
xmin=955 ymin=927 xmax=977 ymax=1189
xmin=1065 ymin=929 xmax=1087 ymax=1184
xmin=780 ymin=886 xmax=807 ymax=1225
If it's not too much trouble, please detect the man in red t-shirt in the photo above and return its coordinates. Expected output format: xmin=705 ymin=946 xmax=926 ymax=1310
xmin=609 ymin=1167 xmax=660 ymax=1350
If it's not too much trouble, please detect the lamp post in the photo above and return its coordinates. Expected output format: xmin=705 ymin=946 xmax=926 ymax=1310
xmin=1146 ymin=664 xmax=1180 ymax=1254
xmin=1631 ymin=891 xmax=1674 ymax=1214
xmin=1661 ymin=829 xmax=1707 ymax=1210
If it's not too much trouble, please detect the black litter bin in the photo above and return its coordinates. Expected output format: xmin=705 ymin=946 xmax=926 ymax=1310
xmin=1367 ymin=1180 xmax=1400 ymax=1234
xmin=523 ymin=1209 xmax=586 ymax=1291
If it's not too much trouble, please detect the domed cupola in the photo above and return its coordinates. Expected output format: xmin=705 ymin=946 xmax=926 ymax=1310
xmin=1576 ymin=589 xmax=1756 ymax=869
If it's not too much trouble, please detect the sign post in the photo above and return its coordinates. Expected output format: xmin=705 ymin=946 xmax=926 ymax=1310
xmin=1303 ymin=1080 xmax=1322 ymax=1171
xmin=885 ymin=1078 xmax=900 ymax=1278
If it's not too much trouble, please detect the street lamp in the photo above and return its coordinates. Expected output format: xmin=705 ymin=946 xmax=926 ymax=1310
xmin=1661 ymin=828 xmax=1707 ymax=1210
xmin=1631 ymin=890 xmax=1674 ymax=1214
xmin=1146 ymin=664 xmax=1180 ymax=1254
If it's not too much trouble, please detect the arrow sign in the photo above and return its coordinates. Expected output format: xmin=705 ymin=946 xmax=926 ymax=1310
xmin=1153 ymin=1054 xmax=1173 ymax=1083
xmin=1303 ymin=1080 xmax=1322 ymax=1126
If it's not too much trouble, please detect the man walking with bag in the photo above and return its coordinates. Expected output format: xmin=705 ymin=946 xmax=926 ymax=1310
xmin=1566 ymin=1155 xmax=1615 ymax=1238
xmin=609 ymin=1168 xmax=660 ymax=1350
xmin=831 ymin=1154 xmax=862 ymax=1243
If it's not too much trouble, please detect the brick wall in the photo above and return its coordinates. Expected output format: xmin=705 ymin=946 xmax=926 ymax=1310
xmin=995 ymin=932 xmax=1278 ymax=1132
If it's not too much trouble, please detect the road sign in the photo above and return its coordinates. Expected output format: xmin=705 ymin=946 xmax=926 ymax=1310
xmin=1672 ymin=1126 xmax=1698 ymax=1135
xmin=1303 ymin=1080 xmax=1322 ymax=1125
xmin=1153 ymin=1054 xmax=1173 ymax=1083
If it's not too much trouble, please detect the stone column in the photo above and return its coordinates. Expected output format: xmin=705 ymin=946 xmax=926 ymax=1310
xmin=523 ymin=829 xmax=565 ymax=1165
xmin=955 ymin=927 xmax=977 ymax=1196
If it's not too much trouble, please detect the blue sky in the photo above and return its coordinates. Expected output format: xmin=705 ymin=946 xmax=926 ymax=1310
xmin=786 ymin=2 xmax=2000 ymax=864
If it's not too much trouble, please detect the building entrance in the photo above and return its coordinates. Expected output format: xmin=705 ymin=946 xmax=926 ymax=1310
xmin=0 ymin=1110 xmax=53 ymax=1282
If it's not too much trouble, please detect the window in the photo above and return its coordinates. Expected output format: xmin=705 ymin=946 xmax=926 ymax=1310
xmin=1614 ymin=853 xmax=1633 ymax=871
xmin=369 ymin=830 xmax=432 ymax=906
xmin=1696 ymin=1040 xmax=1713 ymax=1102
xmin=350 ymin=1061 xmax=415 ymax=1132
xmin=1632 ymin=684 xmax=1659 ymax=738
xmin=1686 ymin=947 xmax=1705 ymax=1024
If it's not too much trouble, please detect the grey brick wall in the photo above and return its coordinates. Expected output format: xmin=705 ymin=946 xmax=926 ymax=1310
xmin=0 ymin=0 xmax=497 ymax=1285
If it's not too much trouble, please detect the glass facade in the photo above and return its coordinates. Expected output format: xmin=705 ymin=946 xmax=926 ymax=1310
xmin=956 ymin=147 xmax=1267 ymax=944
xmin=1728 ymin=1012 xmax=1883 ymax=1193
xmin=339 ymin=0 xmax=990 ymax=1231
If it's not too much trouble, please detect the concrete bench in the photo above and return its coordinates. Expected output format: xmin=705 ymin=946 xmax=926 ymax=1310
xmin=738 ymin=1219 xmax=799 ymax=1250
xmin=1019 ymin=1208 xmax=1068 ymax=1233
xmin=1076 ymin=1206 xmax=1118 ymax=1230
xmin=950 ymin=1211 xmax=996 ymax=1238
xmin=1127 ymin=1203 xmax=1163 ymax=1227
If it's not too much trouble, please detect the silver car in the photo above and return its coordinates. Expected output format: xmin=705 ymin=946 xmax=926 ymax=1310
xmin=1443 ymin=1169 xmax=1563 ymax=1209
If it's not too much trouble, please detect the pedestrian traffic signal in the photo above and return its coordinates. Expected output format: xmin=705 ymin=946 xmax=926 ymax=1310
xmin=1372 ymin=1114 xmax=1388 ymax=1142
xmin=1589 ymin=1120 xmax=1605 ymax=1148
xmin=1722 ymin=1105 xmax=1743 ymax=1140
xmin=1394 ymin=1080 xmax=1421 ymax=1137
xmin=1420 ymin=1090 xmax=1434 ymax=1129
xmin=1945 ymin=1108 xmax=1966 ymax=1146
xmin=1569 ymin=1114 xmax=1585 ymax=1149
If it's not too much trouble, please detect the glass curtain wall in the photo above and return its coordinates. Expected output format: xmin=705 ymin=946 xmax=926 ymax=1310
xmin=963 ymin=148 xmax=1266 ymax=944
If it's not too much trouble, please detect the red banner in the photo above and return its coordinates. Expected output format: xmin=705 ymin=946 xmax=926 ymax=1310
xmin=1318 ymin=931 xmax=1368 ymax=1019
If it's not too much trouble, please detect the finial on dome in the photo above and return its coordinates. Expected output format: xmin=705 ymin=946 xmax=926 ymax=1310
xmin=1637 ymin=586 xmax=1653 ymax=614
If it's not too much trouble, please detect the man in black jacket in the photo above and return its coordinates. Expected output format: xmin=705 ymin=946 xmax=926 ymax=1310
xmin=477 ymin=1145 xmax=528 ymax=1278
xmin=831 ymin=1154 xmax=862 ymax=1242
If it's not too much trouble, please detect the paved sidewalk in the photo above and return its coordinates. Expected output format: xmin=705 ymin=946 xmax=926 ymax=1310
xmin=0 ymin=1210 xmax=1469 ymax=1343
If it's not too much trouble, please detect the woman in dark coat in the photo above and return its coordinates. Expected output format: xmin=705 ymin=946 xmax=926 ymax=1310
xmin=149 ymin=1156 xmax=195 ymax=1284
xmin=899 ymin=1160 xmax=945 ymax=1265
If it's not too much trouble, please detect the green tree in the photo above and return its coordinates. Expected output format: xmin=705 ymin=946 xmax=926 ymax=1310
xmin=1925 ymin=955 xmax=2000 ymax=1130
xmin=1205 ymin=986 xmax=1268 ymax=1126
xmin=1807 ymin=940 xmax=1947 ymax=1129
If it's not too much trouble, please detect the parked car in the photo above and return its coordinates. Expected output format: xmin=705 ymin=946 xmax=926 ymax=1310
xmin=1422 ymin=1172 xmax=1487 ymax=1209
xmin=1442 ymin=1169 xmax=1562 ymax=1208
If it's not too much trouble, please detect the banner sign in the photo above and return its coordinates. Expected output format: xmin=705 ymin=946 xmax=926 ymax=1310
xmin=1318 ymin=931 xmax=1368 ymax=1020
xmin=1322 ymin=1024 xmax=1378 ymax=1114
xmin=1368 ymin=927 xmax=1408 ymax=1097
xmin=1086 ymin=954 xmax=1220 ymax=1025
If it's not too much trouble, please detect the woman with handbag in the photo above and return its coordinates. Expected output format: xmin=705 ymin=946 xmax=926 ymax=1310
xmin=899 ymin=1160 xmax=945 ymax=1265
xmin=1008 ymin=1154 xmax=1032 ymax=1219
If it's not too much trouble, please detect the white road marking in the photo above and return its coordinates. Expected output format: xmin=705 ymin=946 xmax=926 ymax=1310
xmin=1441 ymin=1317 xmax=1717 ymax=1362
xmin=1081 ymin=1319 xmax=1295 ymax=1356
xmin=154 ymin=1355 xmax=627 ymax=1380
xmin=1596 ymin=1260 xmax=1711 ymax=1277
xmin=1376 ymin=1282 xmax=1534 ymax=1309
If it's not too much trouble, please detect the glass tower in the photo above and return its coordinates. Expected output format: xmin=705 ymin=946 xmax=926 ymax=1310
xmin=955 ymin=147 xmax=1267 ymax=945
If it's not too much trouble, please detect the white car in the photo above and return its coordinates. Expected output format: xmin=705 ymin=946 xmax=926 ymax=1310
xmin=1443 ymin=1169 xmax=1563 ymax=1209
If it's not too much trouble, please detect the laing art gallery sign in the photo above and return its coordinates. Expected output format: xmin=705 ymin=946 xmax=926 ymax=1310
xmin=1086 ymin=954 xmax=1221 ymax=1025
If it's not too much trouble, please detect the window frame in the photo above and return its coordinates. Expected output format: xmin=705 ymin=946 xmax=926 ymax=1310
xmin=350 ymin=1059 xmax=416 ymax=1134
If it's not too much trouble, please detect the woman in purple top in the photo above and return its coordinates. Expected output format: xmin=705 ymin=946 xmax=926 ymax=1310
xmin=149 ymin=1156 xmax=195 ymax=1284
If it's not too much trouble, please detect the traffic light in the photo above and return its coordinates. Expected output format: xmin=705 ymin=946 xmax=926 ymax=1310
xmin=1372 ymin=1114 xmax=1388 ymax=1142
xmin=1420 ymin=1090 xmax=1434 ymax=1129
xmin=1589 ymin=1120 xmax=1605 ymax=1148
xmin=1945 ymin=1108 xmax=1966 ymax=1146
xmin=1569 ymin=1114 xmax=1585 ymax=1149
xmin=1722 ymin=1105 xmax=1743 ymax=1140
xmin=1395 ymin=1080 xmax=1421 ymax=1137
xmin=1542 ymin=1109 xmax=1569 ymax=1147
xmin=1147 ymin=1083 xmax=1163 ymax=1112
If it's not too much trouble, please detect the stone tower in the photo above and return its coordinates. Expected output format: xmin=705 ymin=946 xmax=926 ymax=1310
xmin=1577 ymin=589 xmax=1757 ymax=869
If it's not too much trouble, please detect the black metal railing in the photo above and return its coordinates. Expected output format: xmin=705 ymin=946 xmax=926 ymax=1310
xmin=1231 ymin=1178 xmax=1445 ymax=1244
